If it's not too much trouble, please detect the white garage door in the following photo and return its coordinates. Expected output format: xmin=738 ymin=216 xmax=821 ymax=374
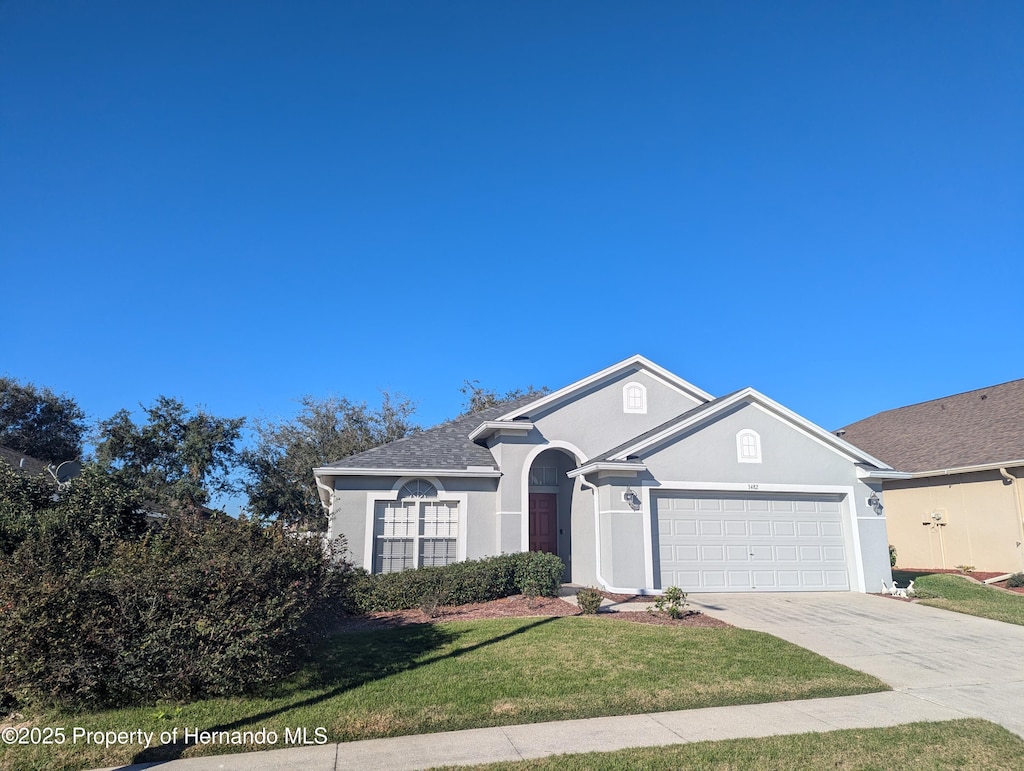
xmin=655 ymin=493 xmax=850 ymax=592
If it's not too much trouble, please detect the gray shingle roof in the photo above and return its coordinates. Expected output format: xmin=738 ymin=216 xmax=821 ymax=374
xmin=0 ymin=445 xmax=49 ymax=477
xmin=323 ymin=395 xmax=541 ymax=470
xmin=838 ymin=378 xmax=1024 ymax=473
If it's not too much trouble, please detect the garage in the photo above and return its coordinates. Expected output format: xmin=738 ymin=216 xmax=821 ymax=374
xmin=654 ymin=492 xmax=851 ymax=592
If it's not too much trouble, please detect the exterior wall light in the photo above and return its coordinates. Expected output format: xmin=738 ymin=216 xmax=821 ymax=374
xmin=623 ymin=487 xmax=642 ymax=511
xmin=867 ymin=493 xmax=884 ymax=516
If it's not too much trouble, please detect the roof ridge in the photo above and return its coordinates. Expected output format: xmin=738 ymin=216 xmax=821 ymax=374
xmin=865 ymin=377 xmax=1024 ymax=418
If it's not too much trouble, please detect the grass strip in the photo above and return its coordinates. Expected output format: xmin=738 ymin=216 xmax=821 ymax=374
xmin=910 ymin=573 xmax=1024 ymax=626
xmin=443 ymin=719 xmax=1024 ymax=770
xmin=0 ymin=616 xmax=885 ymax=771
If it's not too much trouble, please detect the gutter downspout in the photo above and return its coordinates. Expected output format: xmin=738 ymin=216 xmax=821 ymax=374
xmin=578 ymin=476 xmax=657 ymax=595
xmin=998 ymin=467 xmax=1024 ymax=572
xmin=314 ymin=474 xmax=336 ymax=540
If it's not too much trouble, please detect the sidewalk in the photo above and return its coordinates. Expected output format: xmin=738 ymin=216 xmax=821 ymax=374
xmin=95 ymin=690 xmax=971 ymax=771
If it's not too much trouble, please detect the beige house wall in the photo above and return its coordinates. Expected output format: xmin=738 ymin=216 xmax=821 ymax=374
xmin=883 ymin=467 xmax=1024 ymax=573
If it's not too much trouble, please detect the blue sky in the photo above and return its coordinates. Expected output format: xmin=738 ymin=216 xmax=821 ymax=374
xmin=2 ymin=2 xmax=1021 ymax=473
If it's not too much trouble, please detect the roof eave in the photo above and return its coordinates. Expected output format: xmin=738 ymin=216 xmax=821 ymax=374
xmin=905 ymin=460 xmax=1024 ymax=479
xmin=467 ymin=420 xmax=535 ymax=442
xmin=567 ymin=461 xmax=648 ymax=478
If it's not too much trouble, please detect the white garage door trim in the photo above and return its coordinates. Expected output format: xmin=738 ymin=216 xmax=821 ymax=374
xmin=647 ymin=483 xmax=864 ymax=593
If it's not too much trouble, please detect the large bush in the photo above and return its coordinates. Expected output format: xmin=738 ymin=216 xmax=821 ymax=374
xmin=354 ymin=551 xmax=565 ymax=612
xmin=0 ymin=499 xmax=352 ymax=709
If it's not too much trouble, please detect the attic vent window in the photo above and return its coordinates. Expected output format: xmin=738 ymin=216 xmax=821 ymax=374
xmin=398 ymin=479 xmax=437 ymax=499
xmin=623 ymin=382 xmax=647 ymax=414
xmin=736 ymin=429 xmax=762 ymax=464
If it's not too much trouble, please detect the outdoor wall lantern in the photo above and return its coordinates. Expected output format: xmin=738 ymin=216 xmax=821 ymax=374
xmin=623 ymin=486 xmax=642 ymax=511
xmin=866 ymin=493 xmax=884 ymax=516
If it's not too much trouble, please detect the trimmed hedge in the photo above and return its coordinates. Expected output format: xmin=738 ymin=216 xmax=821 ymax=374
xmin=353 ymin=551 xmax=565 ymax=612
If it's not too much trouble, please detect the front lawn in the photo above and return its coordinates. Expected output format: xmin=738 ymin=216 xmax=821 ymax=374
xmin=444 ymin=719 xmax=1024 ymax=770
xmin=0 ymin=616 xmax=886 ymax=771
xmin=904 ymin=573 xmax=1024 ymax=626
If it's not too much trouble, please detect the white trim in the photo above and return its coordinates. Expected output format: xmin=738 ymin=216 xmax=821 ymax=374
xmin=519 ymin=440 xmax=587 ymax=553
xmin=622 ymin=381 xmax=648 ymax=414
xmin=497 ymin=355 xmax=713 ymax=421
xmin=315 ymin=466 xmax=500 ymax=478
xmin=646 ymin=480 xmax=867 ymax=592
xmin=567 ymin=461 xmax=647 ymax=478
xmin=608 ymin=388 xmax=893 ymax=470
xmin=736 ymin=429 xmax=762 ymax=464
xmin=905 ymin=459 xmax=1024 ymax=479
xmin=468 ymin=421 xmax=535 ymax=442
xmin=856 ymin=467 xmax=913 ymax=480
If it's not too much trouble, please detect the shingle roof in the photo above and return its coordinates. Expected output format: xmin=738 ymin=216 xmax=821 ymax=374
xmin=838 ymin=379 xmax=1024 ymax=473
xmin=322 ymin=395 xmax=541 ymax=470
xmin=0 ymin=445 xmax=49 ymax=477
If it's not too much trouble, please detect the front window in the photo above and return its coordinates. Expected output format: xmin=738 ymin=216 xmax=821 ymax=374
xmin=374 ymin=480 xmax=458 ymax=573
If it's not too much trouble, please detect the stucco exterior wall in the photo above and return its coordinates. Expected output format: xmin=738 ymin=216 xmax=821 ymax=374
xmin=883 ymin=468 xmax=1024 ymax=573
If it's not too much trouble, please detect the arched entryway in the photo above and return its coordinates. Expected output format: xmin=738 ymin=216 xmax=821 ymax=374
xmin=526 ymin=448 xmax=579 ymax=581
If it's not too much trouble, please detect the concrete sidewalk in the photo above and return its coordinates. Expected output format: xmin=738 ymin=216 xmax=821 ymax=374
xmin=92 ymin=589 xmax=1024 ymax=770
xmin=94 ymin=690 xmax=972 ymax=771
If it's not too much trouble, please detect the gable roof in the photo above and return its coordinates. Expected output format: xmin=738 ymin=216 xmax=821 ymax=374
xmin=838 ymin=378 xmax=1024 ymax=474
xmin=497 ymin=354 xmax=712 ymax=421
xmin=0 ymin=445 xmax=49 ymax=477
xmin=591 ymin=387 xmax=894 ymax=470
xmin=317 ymin=395 xmax=540 ymax=473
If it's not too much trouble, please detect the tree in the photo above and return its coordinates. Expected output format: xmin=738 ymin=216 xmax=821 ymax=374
xmin=458 ymin=379 xmax=549 ymax=416
xmin=94 ymin=397 xmax=244 ymax=517
xmin=244 ymin=392 xmax=418 ymax=530
xmin=0 ymin=378 xmax=86 ymax=463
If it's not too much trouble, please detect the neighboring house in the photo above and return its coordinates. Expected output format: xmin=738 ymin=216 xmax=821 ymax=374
xmin=0 ymin=445 xmax=49 ymax=477
xmin=839 ymin=379 xmax=1024 ymax=574
xmin=314 ymin=356 xmax=900 ymax=594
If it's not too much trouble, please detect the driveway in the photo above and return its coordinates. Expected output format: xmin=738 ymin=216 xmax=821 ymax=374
xmin=688 ymin=591 xmax=1024 ymax=738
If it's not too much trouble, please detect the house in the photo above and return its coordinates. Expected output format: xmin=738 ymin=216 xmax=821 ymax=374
xmin=839 ymin=378 xmax=1024 ymax=574
xmin=0 ymin=445 xmax=49 ymax=477
xmin=314 ymin=356 xmax=899 ymax=593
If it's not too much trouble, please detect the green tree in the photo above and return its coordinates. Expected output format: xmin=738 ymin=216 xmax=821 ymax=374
xmin=244 ymin=392 xmax=418 ymax=530
xmin=94 ymin=397 xmax=243 ymax=517
xmin=458 ymin=379 xmax=548 ymax=415
xmin=0 ymin=377 xmax=86 ymax=463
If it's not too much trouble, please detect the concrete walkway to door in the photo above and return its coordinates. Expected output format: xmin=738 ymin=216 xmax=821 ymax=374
xmin=687 ymin=591 xmax=1024 ymax=738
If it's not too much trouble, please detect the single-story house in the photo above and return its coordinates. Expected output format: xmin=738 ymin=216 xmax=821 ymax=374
xmin=314 ymin=356 xmax=899 ymax=593
xmin=839 ymin=378 xmax=1024 ymax=574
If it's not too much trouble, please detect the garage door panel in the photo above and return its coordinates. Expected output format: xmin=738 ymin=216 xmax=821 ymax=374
xmin=655 ymin=493 xmax=849 ymax=592
xmin=726 ymin=545 xmax=749 ymax=561
xmin=725 ymin=520 xmax=747 ymax=536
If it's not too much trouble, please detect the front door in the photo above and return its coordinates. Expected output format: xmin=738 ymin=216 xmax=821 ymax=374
xmin=528 ymin=493 xmax=558 ymax=554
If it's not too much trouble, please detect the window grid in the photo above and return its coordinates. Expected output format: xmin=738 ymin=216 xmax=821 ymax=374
xmin=375 ymin=489 xmax=459 ymax=573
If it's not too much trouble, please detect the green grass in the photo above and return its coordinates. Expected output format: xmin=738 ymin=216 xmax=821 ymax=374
xmin=440 ymin=719 xmax=1024 ymax=770
xmin=900 ymin=573 xmax=1024 ymax=626
xmin=0 ymin=616 xmax=886 ymax=771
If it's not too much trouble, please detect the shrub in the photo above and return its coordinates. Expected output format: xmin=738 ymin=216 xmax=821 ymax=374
xmin=0 ymin=516 xmax=349 ymax=709
xmin=1006 ymin=573 xmax=1024 ymax=588
xmin=576 ymin=587 xmax=603 ymax=614
xmin=353 ymin=552 xmax=565 ymax=612
xmin=651 ymin=586 xmax=689 ymax=619
xmin=889 ymin=544 xmax=897 ymax=568
xmin=955 ymin=564 xmax=976 ymax=574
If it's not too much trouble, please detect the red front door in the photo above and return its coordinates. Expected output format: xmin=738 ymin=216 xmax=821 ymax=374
xmin=529 ymin=493 xmax=558 ymax=554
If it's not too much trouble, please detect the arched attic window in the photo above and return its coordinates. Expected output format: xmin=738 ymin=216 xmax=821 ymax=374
xmin=623 ymin=382 xmax=647 ymax=414
xmin=736 ymin=429 xmax=762 ymax=463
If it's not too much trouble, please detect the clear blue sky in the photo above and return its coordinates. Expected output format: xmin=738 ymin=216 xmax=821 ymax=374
xmin=2 ymin=2 xmax=1022 ymax=459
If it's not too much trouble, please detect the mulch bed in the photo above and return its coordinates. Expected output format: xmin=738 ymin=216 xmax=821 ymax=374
xmin=331 ymin=594 xmax=732 ymax=633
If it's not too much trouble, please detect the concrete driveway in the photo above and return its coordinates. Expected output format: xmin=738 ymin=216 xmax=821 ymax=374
xmin=688 ymin=591 xmax=1024 ymax=737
